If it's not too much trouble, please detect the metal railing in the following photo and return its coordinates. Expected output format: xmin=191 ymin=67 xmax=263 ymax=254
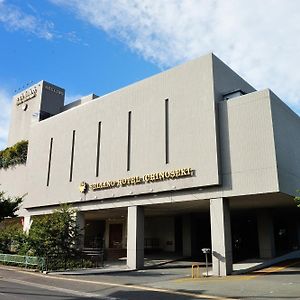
xmin=0 ymin=254 xmax=45 ymax=270
xmin=0 ymin=251 xmax=104 ymax=272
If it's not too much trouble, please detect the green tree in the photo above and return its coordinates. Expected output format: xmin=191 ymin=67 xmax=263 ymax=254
xmin=0 ymin=191 xmax=23 ymax=221
xmin=28 ymin=204 xmax=81 ymax=259
xmin=0 ymin=221 xmax=24 ymax=253
xmin=0 ymin=140 xmax=28 ymax=169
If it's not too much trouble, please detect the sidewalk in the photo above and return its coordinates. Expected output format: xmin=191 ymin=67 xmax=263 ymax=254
xmin=51 ymin=251 xmax=300 ymax=276
xmin=48 ymin=255 xmax=300 ymax=299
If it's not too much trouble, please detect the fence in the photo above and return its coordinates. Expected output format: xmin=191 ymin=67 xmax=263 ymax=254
xmin=0 ymin=251 xmax=104 ymax=272
xmin=0 ymin=254 xmax=45 ymax=270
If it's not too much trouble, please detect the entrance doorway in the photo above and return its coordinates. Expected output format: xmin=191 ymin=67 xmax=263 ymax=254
xmin=84 ymin=220 xmax=105 ymax=248
xmin=109 ymin=223 xmax=123 ymax=248
xmin=231 ymin=214 xmax=259 ymax=262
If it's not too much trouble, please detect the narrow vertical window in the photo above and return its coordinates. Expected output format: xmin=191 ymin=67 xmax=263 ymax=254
xmin=96 ymin=121 xmax=102 ymax=177
xmin=69 ymin=130 xmax=76 ymax=182
xmin=46 ymin=138 xmax=53 ymax=186
xmin=165 ymin=99 xmax=169 ymax=164
xmin=127 ymin=111 xmax=132 ymax=171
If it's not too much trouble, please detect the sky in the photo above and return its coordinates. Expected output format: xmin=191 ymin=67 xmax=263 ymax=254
xmin=1 ymin=0 xmax=300 ymax=149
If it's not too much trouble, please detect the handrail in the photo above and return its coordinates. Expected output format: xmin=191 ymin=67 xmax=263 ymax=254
xmin=0 ymin=253 xmax=45 ymax=270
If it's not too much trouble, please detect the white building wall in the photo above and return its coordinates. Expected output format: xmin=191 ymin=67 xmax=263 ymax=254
xmin=270 ymin=91 xmax=300 ymax=197
xmin=0 ymin=54 xmax=298 ymax=217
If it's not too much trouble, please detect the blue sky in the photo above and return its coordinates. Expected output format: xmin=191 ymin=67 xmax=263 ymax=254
xmin=1 ymin=0 xmax=300 ymax=149
xmin=0 ymin=0 xmax=159 ymax=100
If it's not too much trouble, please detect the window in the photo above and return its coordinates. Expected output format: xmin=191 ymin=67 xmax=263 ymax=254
xmin=127 ymin=111 xmax=132 ymax=171
xmin=96 ymin=122 xmax=102 ymax=177
xmin=69 ymin=130 xmax=76 ymax=182
xmin=46 ymin=138 xmax=53 ymax=186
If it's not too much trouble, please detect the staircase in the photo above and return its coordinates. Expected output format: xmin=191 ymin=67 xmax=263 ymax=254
xmin=82 ymin=248 xmax=104 ymax=267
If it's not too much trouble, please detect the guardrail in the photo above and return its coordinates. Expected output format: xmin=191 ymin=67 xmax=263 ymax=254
xmin=0 ymin=254 xmax=45 ymax=270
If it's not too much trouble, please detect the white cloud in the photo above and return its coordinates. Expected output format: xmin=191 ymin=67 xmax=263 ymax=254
xmin=0 ymin=0 xmax=54 ymax=39
xmin=0 ymin=87 xmax=12 ymax=150
xmin=0 ymin=89 xmax=83 ymax=149
xmin=51 ymin=0 xmax=300 ymax=112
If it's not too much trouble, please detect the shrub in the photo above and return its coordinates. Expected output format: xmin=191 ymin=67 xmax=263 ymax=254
xmin=0 ymin=220 xmax=25 ymax=253
xmin=0 ymin=140 xmax=28 ymax=169
xmin=27 ymin=204 xmax=81 ymax=258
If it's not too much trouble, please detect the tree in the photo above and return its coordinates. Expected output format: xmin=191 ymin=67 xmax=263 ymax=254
xmin=0 ymin=140 xmax=28 ymax=169
xmin=0 ymin=190 xmax=23 ymax=221
xmin=0 ymin=221 xmax=24 ymax=253
xmin=28 ymin=204 xmax=81 ymax=259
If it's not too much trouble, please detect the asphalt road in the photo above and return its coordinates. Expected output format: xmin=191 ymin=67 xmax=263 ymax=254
xmin=0 ymin=260 xmax=300 ymax=300
xmin=0 ymin=266 xmax=226 ymax=300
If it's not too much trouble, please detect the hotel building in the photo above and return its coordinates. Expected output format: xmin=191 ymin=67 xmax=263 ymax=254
xmin=1 ymin=53 xmax=300 ymax=276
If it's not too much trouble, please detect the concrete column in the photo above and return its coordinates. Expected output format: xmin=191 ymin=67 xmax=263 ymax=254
xmin=127 ymin=206 xmax=144 ymax=270
xmin=76 ymin=211 xmax=85 ymax=249
xmin=257 ymin=210 xmax=275 ymax=258
xmin=23 ymin=215 xmax=32 ymax=234
xmin=182 ymin=215 xmax=192 ymax=256
xmin=210 ymin=198 xmax=232 ymax=276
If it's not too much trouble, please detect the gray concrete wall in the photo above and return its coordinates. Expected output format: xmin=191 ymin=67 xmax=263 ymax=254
xmin=270 ymin=91 xmax=300 ymax=196
xmin=218 ymin=90 xmax=279 ymax=197
xmin=8 ymin=82 xmax=43 ymax=146
xmin=212 ymin=55 xmax=256 ymax=101
xmin=25 ymin=54 xmax=221 ymax=209
xmin=8 ymin=81 xmax=64 ymax=147
xmin=1 ymin=54 xmax=290 ymax=215
xmin=0 ymin=165 xmax=29 ymax=216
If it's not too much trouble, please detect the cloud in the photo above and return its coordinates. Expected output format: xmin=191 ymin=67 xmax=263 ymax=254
xmin=0 ymin=87 xmax=12 ymax=150
xmin=0 ymin=89 xmax=84 ymax=149
xmin=0 ymin=0 xmax=54 ymax=39
xmin=51 ymin=0 xmax=300 ymax=111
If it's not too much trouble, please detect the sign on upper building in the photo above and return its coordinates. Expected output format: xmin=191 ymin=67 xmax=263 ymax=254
xmin=7 ymin=81 xmax=65 ymax=147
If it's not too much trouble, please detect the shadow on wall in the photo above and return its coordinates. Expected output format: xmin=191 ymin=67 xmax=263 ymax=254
xmin=213 ymin=250 xmax=226 ymax=276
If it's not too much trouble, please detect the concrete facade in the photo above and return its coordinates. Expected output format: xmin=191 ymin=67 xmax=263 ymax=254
xmin=210 ymin=198 xmax=232 ymax=276
xmin=1 ymin=53 xmax=300 ymax=275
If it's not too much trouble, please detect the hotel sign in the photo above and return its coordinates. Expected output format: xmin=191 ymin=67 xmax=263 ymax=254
xmin=80 ymin=167 xmax=193 ymax=193
xmin=16 ymin=86 xmax=38 ymax=106
xmin=44 ymin=85 xmax=64 ymax=96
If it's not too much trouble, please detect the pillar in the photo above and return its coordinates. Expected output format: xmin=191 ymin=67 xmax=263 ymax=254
xmin=182 ymin=215 xmax=192 ymax=256
xmin=23 ymin=215 xmax=32 ymax=234
xmin=210 ymin=198 xmax=232 ymax=276
xmin=76 ymin=211 xmax=85 ymax=249
xmin=257 ymin=210 xmax=275 ymax=258
xmin=127 ymin=206 xmax=144 ymax=269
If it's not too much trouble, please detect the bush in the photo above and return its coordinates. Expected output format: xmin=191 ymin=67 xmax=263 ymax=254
xmin=44 ymin=255 xmax=95 ymax=271
xmin=0 ymin=140 xmax=28 ymax=169
xmin=0 ymin=205 xmax=99 ymax=271
xmin=0 ymin=220 xmax=25 ymax=253
xmin=27 ymin=204 xmax=81 ymax=258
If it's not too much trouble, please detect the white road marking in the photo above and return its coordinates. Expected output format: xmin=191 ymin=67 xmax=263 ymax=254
xmin=0 ymin=266 xmax=235 ymax=300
